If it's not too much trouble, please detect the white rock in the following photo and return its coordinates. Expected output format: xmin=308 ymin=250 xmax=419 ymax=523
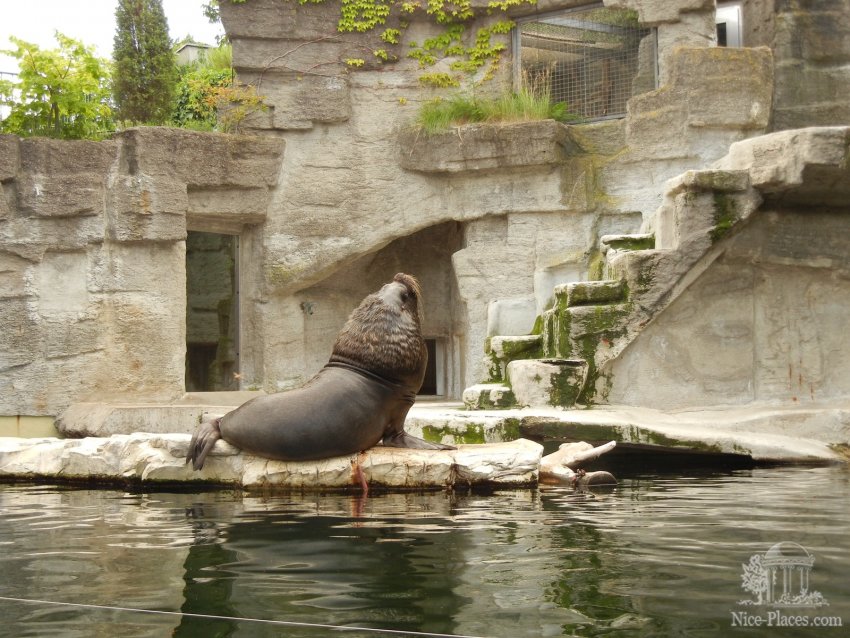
xmin=0 ymin=434 xmax=544 ymax=491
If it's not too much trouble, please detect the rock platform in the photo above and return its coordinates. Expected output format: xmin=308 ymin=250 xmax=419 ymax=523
xmin=0 ymin=434 xmax=543 ymax=492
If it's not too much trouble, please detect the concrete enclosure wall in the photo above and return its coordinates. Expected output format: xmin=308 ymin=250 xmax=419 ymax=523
xmin=607 ymin=206 xmax=850 ymax=408
xmin=2 ymin=0 xmax=850 ymax=421
xmin=0 ymin=130 xmax=284 ymax=416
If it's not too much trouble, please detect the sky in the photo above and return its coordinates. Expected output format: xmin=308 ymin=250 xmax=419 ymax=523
xmin=0 ymin=0 xmax=225 ymax=74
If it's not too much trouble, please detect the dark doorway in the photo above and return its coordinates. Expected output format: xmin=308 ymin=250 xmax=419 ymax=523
xmin=185 ymin=231 xmax=239 ymax=391
xmin=420 ymin=338 xmax=446 ymax=396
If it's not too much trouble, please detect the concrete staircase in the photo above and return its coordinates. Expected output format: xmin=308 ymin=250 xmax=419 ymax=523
xmin=467 ymin=124 xmax=850 ymax=410
xmin=464 ymin=164 xmax=765 ymax=409
xmin=465 ymin=233 xmax=657 ymax=409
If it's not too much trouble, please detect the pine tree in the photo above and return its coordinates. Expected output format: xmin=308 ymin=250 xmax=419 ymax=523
xmin=112 ymin=0 xmax=177 ymax=124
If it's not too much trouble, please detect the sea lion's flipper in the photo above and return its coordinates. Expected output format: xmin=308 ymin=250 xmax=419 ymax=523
xmin=186 ymin=418 xmax=222 ymax=470
xmin=381 ymin=431 xmax=456 ymax=451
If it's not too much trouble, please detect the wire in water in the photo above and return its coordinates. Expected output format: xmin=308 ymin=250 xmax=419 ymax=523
xmin=0 ymin=595 xmax=489 ymax=638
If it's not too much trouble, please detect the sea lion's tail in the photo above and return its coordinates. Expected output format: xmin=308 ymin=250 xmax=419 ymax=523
xmin=186 ymin=418 xmax=222 ymax=470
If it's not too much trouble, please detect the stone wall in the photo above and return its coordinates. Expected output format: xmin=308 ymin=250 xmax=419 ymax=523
xmin=4 ymin=0 xmax=846 ymax=421
xmin=605 ymin=127 xmax=850 ymax=409
xmin=607 ymin=206 xmax=850 ymax=409
xmin=0 ymin=129 xmax=283 ymax=417
xmin=216 ymin=0 xmax=773 ymax=394
xmin=740 ymin=0 xmax=850 ymax=129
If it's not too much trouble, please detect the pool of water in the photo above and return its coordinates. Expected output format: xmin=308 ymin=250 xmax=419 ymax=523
xmin=0 ymin=466 xmax=848 ymax=637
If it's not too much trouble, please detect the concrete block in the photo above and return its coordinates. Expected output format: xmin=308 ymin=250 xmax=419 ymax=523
xmin=462 ymin=384 xmax=516 ymax=410
xmin=486 ymin=298 xmax=536 ymax=337
xmin=399 ymin=120 xmax=579 ymax=173
xmin=507 ymin=359 xmax=588 ymax=408
xmin=106 ymin=175 xmax=187 ymax=242
xmin=0 ymin=134 xmax=20 ymax=181
xmin=19 ymin=137 xmax=118 ymax=174
xmin=554 ymin=280 xmax=627 ymax=308
xmin=715 ymin=126 xmax=850 ymax=205
xmin=17 ymin=173 xmax=104 ymax=218
xmin=117 ymin=128 xmax=284 ymax=189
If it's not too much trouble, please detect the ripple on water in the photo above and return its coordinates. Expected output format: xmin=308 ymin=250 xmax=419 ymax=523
xmin=0 ymin=466 xmax=847 ymax=637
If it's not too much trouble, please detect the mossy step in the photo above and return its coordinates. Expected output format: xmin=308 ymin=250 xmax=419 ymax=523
xmin=488 ymin=334 xmax=543 ymax=359
xmin=507 ymin=358 xmax=588 ymax=408
xmin=553 ymin=280 xmax=627 ymax=308
xmin=600 ymin=233 xmax=655 ymax=253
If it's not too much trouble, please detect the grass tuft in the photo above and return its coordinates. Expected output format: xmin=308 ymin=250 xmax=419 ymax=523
xmin=415 ymin=86 xmax=579 ymax=134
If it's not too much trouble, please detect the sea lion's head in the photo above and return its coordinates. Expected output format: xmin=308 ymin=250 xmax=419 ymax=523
xmin=330 ymin=273 xmax=427 ymax=386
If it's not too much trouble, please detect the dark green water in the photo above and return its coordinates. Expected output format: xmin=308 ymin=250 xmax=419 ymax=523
xmin=0 ymin=466 xmax=847 ymax=637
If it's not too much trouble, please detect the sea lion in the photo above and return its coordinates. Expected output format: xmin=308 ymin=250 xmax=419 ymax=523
xmin=186 ymin=272 xmax=454 ymax=470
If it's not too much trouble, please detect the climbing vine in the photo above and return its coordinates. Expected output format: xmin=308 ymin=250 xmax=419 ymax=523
xmin=228 ymin=0 xmax=538 ymax=86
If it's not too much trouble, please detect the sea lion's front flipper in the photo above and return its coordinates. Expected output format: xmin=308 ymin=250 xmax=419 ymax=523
xmin=381 ymin=431 xmax=456 ymax=451
xmin=186 ymin=417 xmax=222 ymax=470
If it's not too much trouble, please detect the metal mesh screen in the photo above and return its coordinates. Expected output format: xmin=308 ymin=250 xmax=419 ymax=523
xmin=517 ymin=5 xmax=656 ymax=121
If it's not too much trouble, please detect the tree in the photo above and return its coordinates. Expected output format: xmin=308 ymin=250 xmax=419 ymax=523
xmin=740 ymin=553 xmax=769 ymax=604
xmin=0 ymin=34 xmax=113 ymax=139
xmin=112 ymin=0 xmax=177 ymax=124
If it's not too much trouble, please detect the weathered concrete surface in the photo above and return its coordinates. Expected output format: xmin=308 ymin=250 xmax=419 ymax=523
xmin=399 ymin=120 xmax=579 ymax=173
xmin=0 ymin=435 xmax=543 ymax=491
xmin=0 ymin=130 xmax=284 ymax=418
xmin=603 ymin=127 xmax=850 ymax=409
xmin=765 ymin=0 xmax=850 ymax=130
xmin=4 ymin=1 xmax=850 ymax=437
xmin=54 ymin=398 xmax=848 ymax=465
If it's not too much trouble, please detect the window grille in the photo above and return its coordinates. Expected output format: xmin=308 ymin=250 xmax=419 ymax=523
xmin=515 ymin=4 xmax=656 ymax=122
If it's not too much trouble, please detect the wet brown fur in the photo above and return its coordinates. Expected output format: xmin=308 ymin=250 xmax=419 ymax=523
xmin=329 ymin=273 xmax=426 ymax=383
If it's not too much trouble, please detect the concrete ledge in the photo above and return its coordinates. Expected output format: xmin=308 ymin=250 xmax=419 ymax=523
xmin=0 ymin=435 xmax=543 ymax=492
xmin=398 ymin=120 xmax=579 ymax=174
xmin=405 ymin=404 xmax=849 ymax=464
xmin=52 ymin=399 xmax=850 ymax=465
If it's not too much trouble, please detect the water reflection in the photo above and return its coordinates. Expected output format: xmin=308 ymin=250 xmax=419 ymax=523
xmin=0 ymin=466 xmax=848 ymax=637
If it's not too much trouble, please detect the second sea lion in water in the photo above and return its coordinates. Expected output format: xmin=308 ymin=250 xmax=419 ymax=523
xmin=186 ymin=272 xmax=454 ymax=470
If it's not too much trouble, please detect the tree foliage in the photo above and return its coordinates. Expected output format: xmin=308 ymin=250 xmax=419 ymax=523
xmin=172 ymin=64 xmax=232 ymax=131
xmin=0 ymin=33 xmax=113 ymax=139
xmin=171 ymin=43 xmax=264 ymax=134
xmin=112 ymin=0 xmax=178 ymax=124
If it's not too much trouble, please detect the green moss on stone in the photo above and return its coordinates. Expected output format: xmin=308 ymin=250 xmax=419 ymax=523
xmin=548 ymin=361 xmax=588 ymax=408
xmin=709 ymin=193 xmax=739 ymax=243
xmin=500 ymin=417 xmax=522 ymax=441
xmin=606 ymin=236 xmax=655 ymax=252
xmin=267 ymin=264 xmax=306 ymax=288
xmin=423 ymin=423 xmax=487 ymax=445
xmin=531 ymin=314 xmax=544 ymax=335
xmin=587 ymin=250 xmax=605 ymax=281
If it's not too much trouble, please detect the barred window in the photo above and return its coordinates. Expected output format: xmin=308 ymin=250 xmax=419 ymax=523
xmin=515 ymin=4 xmax=656 ymax=122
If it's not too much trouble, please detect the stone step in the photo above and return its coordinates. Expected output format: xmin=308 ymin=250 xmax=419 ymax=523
xmin=462 ymin=383 xmax=517 ymax=410
xmin=600 ymin=233 xmax=655 ymax=254
xmin=488 ymin=334 xmax=543 ymax=359
xmin=507 ymin=358 xmax=588 ymax=408
xmin=485 ymin=334 xmax=544 ymax=381
xmin=553 ymin=279 xmax=627 ymax=308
